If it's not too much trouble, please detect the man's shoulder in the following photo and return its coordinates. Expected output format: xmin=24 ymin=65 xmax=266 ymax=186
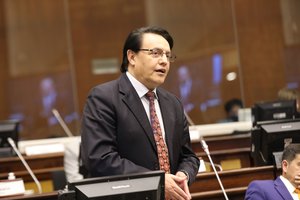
xmin=97 ymin=77 xmax=121 ymax=88
xmin=248 ymin=179 xmax=276 ymax=190
xmin=90 ymin=76 xmax=123 ymax=94
xmin=245 ymin=180 xmax=276 ymax=200
xmin=157 ymin=87 xmax=179 ymax=100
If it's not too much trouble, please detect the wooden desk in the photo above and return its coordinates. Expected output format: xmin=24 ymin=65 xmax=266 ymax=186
xmin=0 ymin=153 xmax=64 ymax=173
xmin=0 ymin=153 xmax=64 ymax=181
xmin=191 ymin=133 xmax=251 ymax=153
xmin=192 ymin=133 xmax=252 ymax=169
xmin=198 ymin=147 xmax=252 ymax=169
xmin=0 ymin=167 xmax=64 ymax=182
xmin=3 ymin=192 xmax=58 ymax=200
xmin=191 ymin=187 xmax=247 ymax=200
xmin=0 ymin=153 xmax=64 ymax=193
xmin=189 ymin=165 xmax=276 ymax=193
xmin=1 ymin=166 xmax=276 ymax=200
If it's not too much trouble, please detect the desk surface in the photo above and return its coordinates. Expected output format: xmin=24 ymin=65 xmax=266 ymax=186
xmin=0 ymin=152 xmax=64 ymax=171
xmin=2 ymin=191 xmax=58 ymax=200
xmin=190 ymin=165 xmax=276 ymax=193
xmin=0 ymin=152 xmax=64 ymax=181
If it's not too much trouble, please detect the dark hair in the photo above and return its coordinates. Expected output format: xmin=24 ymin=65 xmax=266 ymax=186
xmin=282 ymin=144 xmax=300 ymax=163
xmin=120 ymin=26 xmax=174 ymax=72
xmin=224 ymin=98 xmax=243 ymax=113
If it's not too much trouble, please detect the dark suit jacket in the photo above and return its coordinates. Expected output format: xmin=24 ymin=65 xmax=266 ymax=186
xmin=80 ymin=73 xmax=199 ymax=184
xmin=245 ymin=177 xmax=293 ymax=200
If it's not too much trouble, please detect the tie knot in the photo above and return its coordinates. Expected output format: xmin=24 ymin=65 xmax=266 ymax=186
xmin=295 ymin=188 xmax=300 ymax=194
xmin=146 ymin=91 xmax=155 ymax=101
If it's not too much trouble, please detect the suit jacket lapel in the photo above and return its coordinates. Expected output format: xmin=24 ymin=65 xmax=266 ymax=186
xmin=157 ymin=88 xmax=176 ymax=165
xmin=118 ymin=74 xmax=156 ymax=151
xmin=274 ymin=177 xmax=294 ymax=200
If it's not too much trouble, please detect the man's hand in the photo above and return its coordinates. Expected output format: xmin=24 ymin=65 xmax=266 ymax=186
xmin=165 ymin=173 xmax=191 ymax=200
xmin=176 ymin=171 xmax=191 ymax=199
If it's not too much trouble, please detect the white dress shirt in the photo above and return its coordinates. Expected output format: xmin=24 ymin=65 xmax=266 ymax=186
xmin=126 ymin=72 xmax=167 ymax=142
xmin=280 ymin=175 xmax=299 ymax=200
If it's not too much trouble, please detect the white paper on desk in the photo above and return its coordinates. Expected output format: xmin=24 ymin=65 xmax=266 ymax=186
xmin=25 ymin=143 xmax=65 ymax=155
xmin=0 ymin=179 xmax=25 ymax=197
xmin=189 ymin=129 xmax=200 ymax=142
xmin=198 ymin=159 xmax=206 ymax=173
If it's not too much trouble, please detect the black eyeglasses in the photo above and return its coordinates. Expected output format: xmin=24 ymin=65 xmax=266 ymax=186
xmin=139 ymin=48 xmax=176 ymax=62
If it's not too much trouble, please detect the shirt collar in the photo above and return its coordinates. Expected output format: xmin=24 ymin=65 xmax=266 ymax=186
xmin=126 ymin=72 xmax=158 ymax=99
xmin=280 ymin=175 xmax=296 ymax=194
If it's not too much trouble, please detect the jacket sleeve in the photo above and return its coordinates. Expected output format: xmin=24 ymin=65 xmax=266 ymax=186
xmin=174 ymin=96 xmax=200 ymax=185
xmin=245 ymin=181 xmax=267 ymax=200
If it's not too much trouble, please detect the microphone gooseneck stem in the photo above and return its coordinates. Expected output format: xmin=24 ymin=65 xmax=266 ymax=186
xmin=201 ymin=139 xmax=229 ymax=200
xmin=7 ymin=137 xmax=42 ymax=194
xmin=52 ymin=109 xmax=74 ymax=137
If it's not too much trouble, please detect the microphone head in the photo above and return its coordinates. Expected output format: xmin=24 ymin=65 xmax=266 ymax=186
xmin=7 ymin=137 xmax=16 ymax=148
xmin=52 ymin=109 xmax=59 ymax=117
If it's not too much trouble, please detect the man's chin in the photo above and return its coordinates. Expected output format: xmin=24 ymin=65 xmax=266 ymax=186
xmin=155 ymin=79 xmax=166 ymax=86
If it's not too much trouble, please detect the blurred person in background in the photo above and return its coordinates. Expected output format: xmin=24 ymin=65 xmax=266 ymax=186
xmin=218 ymin=98 xmax=243 ymax=123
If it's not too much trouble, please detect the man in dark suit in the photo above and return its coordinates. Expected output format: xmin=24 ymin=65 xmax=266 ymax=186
xmin=80 ymin=26 xmax=199 ymax=200
xmin=245 ymin=144 xmax=300 ymax=200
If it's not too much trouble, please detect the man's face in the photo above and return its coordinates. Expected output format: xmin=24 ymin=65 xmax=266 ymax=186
xmin=282 ymin=154 xmax=300 ymax=187
xmin=127 ymin=33 xmax=170 ymax=90
xmin=229 ymin=105 xmax=241 ymax=118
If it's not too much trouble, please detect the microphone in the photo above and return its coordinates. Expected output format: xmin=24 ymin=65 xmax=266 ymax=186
xmin=52 ymin=109 xmax=86 ymax=178
xmin=200 ymin=137 xmax=229 ymax=200
xmin=7 ymin=137 xmax=42 ymax=194
xmin=185 ymin=111 xmax=228 ymax=198
xmin=52 ymin=109 xmax=74 ymax=137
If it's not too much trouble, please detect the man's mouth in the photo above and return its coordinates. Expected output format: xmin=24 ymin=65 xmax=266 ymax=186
xmin=155 ymin=69 xmax=166 ymax=74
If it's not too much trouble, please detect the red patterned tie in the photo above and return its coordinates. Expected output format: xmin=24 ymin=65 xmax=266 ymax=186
xmin=295 ymin=188 xmax=300 ymax=199
xmin=146 ymin=91 xmax=170 ymax=173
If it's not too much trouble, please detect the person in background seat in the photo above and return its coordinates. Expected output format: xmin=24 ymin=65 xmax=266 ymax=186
xmin=245 ymin=144 xmax=300 ymax=200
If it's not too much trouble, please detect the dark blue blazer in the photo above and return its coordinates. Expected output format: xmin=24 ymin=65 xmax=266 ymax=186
xmin=245 ymin=177 xmax=293 ymax=200
xmin=80 ymin=73 xmax=199 ymax=183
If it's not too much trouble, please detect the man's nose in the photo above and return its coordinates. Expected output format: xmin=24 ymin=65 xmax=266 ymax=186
xmin=160 ymin=53 xmax=169 ymax=63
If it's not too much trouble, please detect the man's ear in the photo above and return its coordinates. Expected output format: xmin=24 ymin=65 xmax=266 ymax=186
xmin=282 ymin=160 xmax=288 ymax=174
xmin=127 ymin=50 xmax=136 ymax=66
